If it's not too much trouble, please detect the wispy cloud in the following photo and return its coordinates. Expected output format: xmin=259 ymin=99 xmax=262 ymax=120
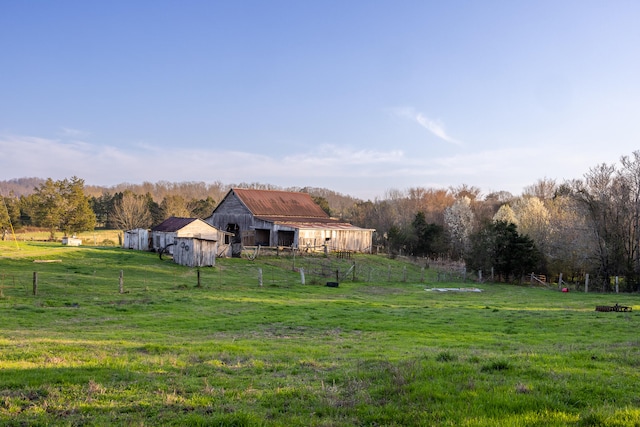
xmin=0 ymin=135 xmax=407 ymax=189
xmin=393 ymin=107 xmax=462 ymax=145
xmin=59 ymin=127 xmax=91 ymax=138
xmin=0 ymin=133 xmax=600 ymax=199
xmin=284 ymin=144 xmax=404 ymax=167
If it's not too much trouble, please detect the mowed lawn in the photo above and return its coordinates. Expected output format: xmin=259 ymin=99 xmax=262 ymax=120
xmin=1 ymin=242 xmax=640 ymax=426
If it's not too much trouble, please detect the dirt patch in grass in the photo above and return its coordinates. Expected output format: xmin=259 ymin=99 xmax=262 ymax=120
xmin=355 ymin=286 xmax=405 ymax=295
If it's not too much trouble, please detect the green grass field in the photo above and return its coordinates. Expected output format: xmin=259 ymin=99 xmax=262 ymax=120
xmin=6 ymin=228 xmax=122 ymax=246
xmin=1 ymin=241 xmax=640 ymax=426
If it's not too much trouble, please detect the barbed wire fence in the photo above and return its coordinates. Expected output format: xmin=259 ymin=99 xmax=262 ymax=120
xmin=0 ymin=254 xmax=477 ymax=301
xmin=253 ymin=253 xmax=472 ymax=286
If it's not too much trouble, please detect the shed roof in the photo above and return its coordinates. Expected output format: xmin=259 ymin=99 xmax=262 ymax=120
xmin=230 ymin=188 xmax=329 ymax=218
xmin=151 ymin=217 xmax=198 ymax=232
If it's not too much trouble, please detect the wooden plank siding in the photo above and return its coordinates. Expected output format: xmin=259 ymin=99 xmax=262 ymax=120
xmin=298 ymin=228 xmax=373 ymax=252
xmin=173 ymin=237 xmax=217 ymax=267
xmin=123 ymin=228 xmax=150 ymax=251
xmin=206 ymin=192 xmax=255 ymax=243
xmin=151 ymin=217 xmax=219 ymax=254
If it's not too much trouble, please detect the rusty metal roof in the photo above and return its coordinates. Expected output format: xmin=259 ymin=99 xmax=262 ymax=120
xmin=268 ymin=219 xmax=375 ymax=231
xmin=254 ymin=215 xmax=339 ymax=224
xmin=151 ymin=217 xmax=198 ymax=232
xmin=232 ymin=188 xmax=329 ymax=218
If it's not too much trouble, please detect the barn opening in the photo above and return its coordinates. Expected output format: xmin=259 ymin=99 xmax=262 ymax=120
xmin=278 ymin=230 xmax=295 ymax=247
xmin=225 ymin=223 xmax=240 ymax=244
xmin=255 ymin=229 xmax=270 ymax=246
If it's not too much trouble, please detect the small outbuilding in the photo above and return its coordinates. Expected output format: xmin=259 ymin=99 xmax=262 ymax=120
xmin=123 ymin=228 xmax=150 ymax=251
xmin=151 ymin=217 xmax=216 ymax=254
xmin=173 ymin=236 xmax=218 ymax=267
xmin=150 ymin=217 xmax=232 ymax=261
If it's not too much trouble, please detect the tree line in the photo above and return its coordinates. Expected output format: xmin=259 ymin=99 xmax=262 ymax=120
xmin=3 ymin=150 xmax=640 ymax=291
xmin=0 ymin=179 xmax=340 ymax=238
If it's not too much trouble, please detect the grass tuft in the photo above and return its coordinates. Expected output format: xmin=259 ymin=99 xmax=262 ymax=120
xmin=435 ymin=350 xmax=457 ymax=362
xmin=480 ymin=359 xmax=511 ymax=372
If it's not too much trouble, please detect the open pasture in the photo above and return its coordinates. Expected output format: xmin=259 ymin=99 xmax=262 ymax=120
xmin=1 ymin=242 xmax=640 ymax=426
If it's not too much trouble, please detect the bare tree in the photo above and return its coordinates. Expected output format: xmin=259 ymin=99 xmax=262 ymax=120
xmin=619 ymin=151 xmax=640 ymax=282
xmin=545 ymin=193 xmax=593 ymax=279
xmin=112 ymin=191 xmax=152 ymax=230
xmin=450 ymin=184 xmax=482 ymax=201
xmin=523 ymin=177 xmax=557 ymax=200
xmin=573 ymin=163 xmax=626 ymax=288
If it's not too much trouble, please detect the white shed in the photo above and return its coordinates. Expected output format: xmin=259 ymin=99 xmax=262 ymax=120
xmin=151 ymin=217 xmax=219 ymax=254
xmin=123 ymin=228 xmax=150 ymax=251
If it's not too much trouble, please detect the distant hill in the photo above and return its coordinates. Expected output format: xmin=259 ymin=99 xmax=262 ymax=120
xmin=0 ymin=177 xmax=362 ymax=220
xmin=0 ymin=177 xmax=45 ymax=197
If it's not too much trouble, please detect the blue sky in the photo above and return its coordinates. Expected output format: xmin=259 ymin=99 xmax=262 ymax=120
xmin=1 ymin=1 xmax=639 ymax=199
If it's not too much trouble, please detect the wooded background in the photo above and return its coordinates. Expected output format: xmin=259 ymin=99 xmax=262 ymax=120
xmin=3 ymin=150 xmax=640 ymax=291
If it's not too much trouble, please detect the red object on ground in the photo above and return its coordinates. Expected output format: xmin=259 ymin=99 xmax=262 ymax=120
xmin=562 ymin=288 xmax=569 ymax=293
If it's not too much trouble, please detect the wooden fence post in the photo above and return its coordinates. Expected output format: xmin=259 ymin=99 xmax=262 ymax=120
xmin=119 ymin=270 xmax=124 ymax=294
xmin=585 ymin=273 xmax=589 ymax=293
xmin=33 ymin=272 xmax=38 ymax=296
xmin=196 ymin=268 xmax=201 ymax=288
xmin=258 ymin=268 xmax=263 ymax=287
xmin=300 ymin=267 xmax=305 ymax=285
xmin=478 ymin=270 xmax=482 ymax=283
xmin=615 ymin=276 xmax=619 ymax=293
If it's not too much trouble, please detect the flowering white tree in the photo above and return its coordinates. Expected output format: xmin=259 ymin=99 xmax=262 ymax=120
xmin=444 ymin=196 xmax=475 ymax=258
xmin=511 ymin=196 xmax=550 ymax=252
xmin=493 ymin=204 xmax=518 ymax=225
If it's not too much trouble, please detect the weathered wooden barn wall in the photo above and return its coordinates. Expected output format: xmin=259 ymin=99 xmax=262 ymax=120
xmin=173 ymin=237 xmax=217 ymax=267
xmin=152 ymin=232 xmax=173 ymax=253
xmin=206 ymin=191 xmax=254 ymax=241
xmin=256 ymin=219 xmax=294 ymax=247
xmin=123 ymin=228 xmax=149 ymax=251
xmin=297 ymin=228 xmax=374 ymax=253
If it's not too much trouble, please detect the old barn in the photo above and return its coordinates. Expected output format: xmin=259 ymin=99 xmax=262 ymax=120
xmin=205 ymin=188 xmax=374 ymax=255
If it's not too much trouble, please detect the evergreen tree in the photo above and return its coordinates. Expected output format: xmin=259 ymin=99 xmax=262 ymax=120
xmin=59 ymin=177 xmax=96 ymax=235
xmin=188 ymin=196 xmax=217 ymax=219
xmin=465 ymin=220 xmax=542 ymax=282
xmin=32 ymin=177 xmax=96 ymax=239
